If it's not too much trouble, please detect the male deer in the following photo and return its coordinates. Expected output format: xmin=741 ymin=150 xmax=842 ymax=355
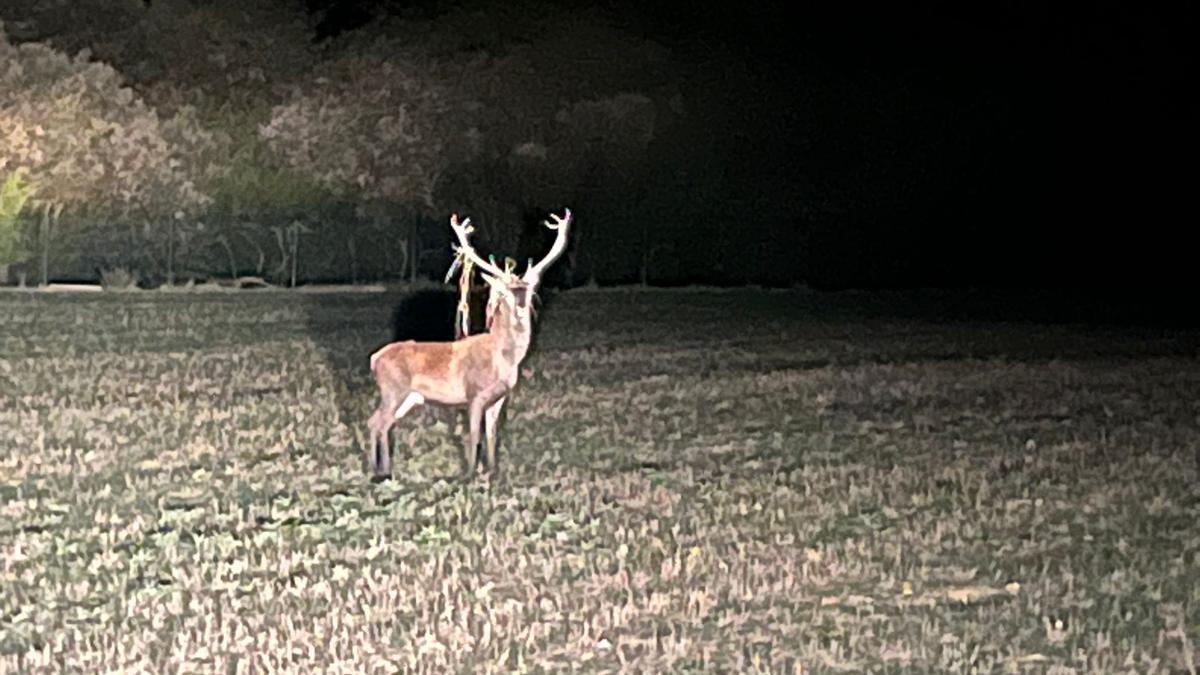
xmin=367 ymin=208 xmax=572 ymax=481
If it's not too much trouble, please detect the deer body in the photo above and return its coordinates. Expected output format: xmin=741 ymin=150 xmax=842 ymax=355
xmin=366 ymin=210 xmax=569 ymax=481
xmin=370 ymin=321 xmax=528 ymax=407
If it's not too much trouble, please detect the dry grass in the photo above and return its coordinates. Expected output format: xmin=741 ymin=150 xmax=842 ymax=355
xmin=1 ymin=289 xmax=1198 ymax=673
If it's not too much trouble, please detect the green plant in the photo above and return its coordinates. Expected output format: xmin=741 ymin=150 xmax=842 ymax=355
xmin=0 ymin=169 xmax=32 ymax=268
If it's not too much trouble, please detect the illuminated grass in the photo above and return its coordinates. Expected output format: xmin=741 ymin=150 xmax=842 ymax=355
xmin=0 ymin=289 xmax=1197 ymax=673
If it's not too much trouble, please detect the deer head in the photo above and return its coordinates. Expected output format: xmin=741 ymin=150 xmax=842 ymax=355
xmin=449 ymin=207 xmax=571 ymax=341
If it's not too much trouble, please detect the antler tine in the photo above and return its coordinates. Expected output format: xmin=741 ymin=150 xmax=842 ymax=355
xmin=449 ymin=212 xmax=507 ymax=279
xmin=523 ymin=207 xmax=572 ymax=285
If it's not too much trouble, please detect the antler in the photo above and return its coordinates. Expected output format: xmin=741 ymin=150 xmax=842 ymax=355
xmin=522 ymin=208 xmax=572 ymax=286
xmin=449 ymin=213 xmax=509 ymax=280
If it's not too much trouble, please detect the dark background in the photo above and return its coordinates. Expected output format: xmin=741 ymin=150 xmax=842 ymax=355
xmin=316 ymin=0 xmax=1192 ymax=287
xmin=1 ymin=1 xmax=1192 ymax=294
xmin=688 ymin=2 xmax=1189 ymax=287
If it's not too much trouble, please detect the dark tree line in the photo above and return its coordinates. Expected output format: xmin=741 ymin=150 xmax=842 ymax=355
xmin=2 ymin=2 xmax=1187 ymax=288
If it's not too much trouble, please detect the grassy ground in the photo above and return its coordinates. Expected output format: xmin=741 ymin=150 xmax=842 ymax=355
xmin=0 ymin=288 xmax=1198 ymax=673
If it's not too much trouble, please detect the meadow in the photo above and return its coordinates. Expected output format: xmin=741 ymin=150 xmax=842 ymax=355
xmin=0 ymin=287 xmax=1198 ymax=673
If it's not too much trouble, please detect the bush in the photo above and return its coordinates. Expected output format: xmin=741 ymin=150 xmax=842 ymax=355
xmin=0 ymin=170 xmax=31 ymax=268
xmin=98 ymin=266 xmax=139 ymax=291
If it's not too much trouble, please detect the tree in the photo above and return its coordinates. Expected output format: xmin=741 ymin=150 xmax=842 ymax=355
xmin=259 ymin=44 xmax=458 ymax=281
xmin=0 ymin=25 xmax=214 ymax=284
xmin=550 ymin=93 xmax=658 ymax=283
xmin=200 ymin=109 xmax=336 ymax=284
xmin=425 ymin=16 xmax=678 ymax=285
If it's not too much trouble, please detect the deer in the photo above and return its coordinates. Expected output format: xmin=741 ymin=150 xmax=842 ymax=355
xmin=366 ymin=208 xmax=572 ymax=482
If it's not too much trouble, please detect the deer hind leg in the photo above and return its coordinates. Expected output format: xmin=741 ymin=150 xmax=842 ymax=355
xmin=484 ymin=396 xmax=507 ymax=479
xmin=367 ymin=390 xmax=424 ymax=480
xmin=367 ymin=404 xmax=394 ymax=480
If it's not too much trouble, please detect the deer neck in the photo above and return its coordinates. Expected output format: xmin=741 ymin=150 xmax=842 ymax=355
xmin=491 ymin=310 xmax=532 ymax=368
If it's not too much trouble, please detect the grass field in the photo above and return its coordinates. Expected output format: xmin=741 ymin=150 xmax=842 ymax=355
xmin=1 ymin=288 xmax=1198 ymax=673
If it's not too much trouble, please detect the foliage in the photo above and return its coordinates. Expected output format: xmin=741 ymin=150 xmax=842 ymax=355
xmin=259 ymin=49 xmax=455 ymax=211
xmin=0 ymin=289 xmax=1197 ymax=672
xmin=2 ymin=3 xmax=818 ymax=287
xmin=256 ymin=37 xmax=476 ymax=283
xmin=117 ymin=0 xmax=314 ymax=104
xmin=0 ymin=25 xmax=219 ymax=280
xmin=0 ymin=7 xmax=708 ymax=286
xmin=0 ymin=169 xmax=32 ymax=266
xmin=0 ymin=29 xmax=213 ymax=221
xmin=0 ymin=1 xmax=146 ymax=50
xmin=556 ymin=94 xmax=657 ymax=162
xmin=0 ymin=0 xmax=315 ymax=108
xmin=550 ymin=93 xmax=659 ymax=282
xmin=207 ymin=151 xmax=330 ymax=222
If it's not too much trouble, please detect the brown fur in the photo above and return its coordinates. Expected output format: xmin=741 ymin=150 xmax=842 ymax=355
xmin=367 ymin=284 xmax=533 ymax=480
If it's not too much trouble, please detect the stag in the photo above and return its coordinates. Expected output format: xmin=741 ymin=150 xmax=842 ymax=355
xmin=367 ymin=208 xmax=572 ymax=481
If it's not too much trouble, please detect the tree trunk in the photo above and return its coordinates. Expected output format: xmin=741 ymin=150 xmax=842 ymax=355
xmin=39 ymin=203 xmax=58 ymax=287
xmin=640 ymin=218 xmax=649 ymax=287
xmin=39 ymin=204 xmax=48 ymax=287
xmin=408 ymin=217 xmax=420 ymax=283
xmin=290 ymin=227 xmax=299 ymax=288
xmin=272 ymin=226 xmax=288 ymax=283
xmin=396 ymin=238 xmax=409 ymax=282
xmin=233 ymin=226 xmax=265 ymax=275
xmin=565 ymin=220 xmax=583 ymax=287
xmin=217 ymin=234 xmax=238 ymax=279
xmin=167 ymin=219 xmax=175 ymax=286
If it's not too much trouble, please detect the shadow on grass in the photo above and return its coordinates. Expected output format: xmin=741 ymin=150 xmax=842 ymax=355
xmin=297 ymin=290 xmax=400 ymax=442
xmin=299 ymin=285 xmax=1200 ymax=436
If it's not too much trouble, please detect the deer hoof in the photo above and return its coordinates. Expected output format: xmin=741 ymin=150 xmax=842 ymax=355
xmin=371 ymin=471 xmax=391 ymax=483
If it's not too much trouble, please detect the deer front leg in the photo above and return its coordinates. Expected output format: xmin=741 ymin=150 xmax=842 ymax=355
xmin=484 ymin=396 xmax=507 ymax=479
xmin=464 ymin=383 xmax=510 ymax=482
xmin=463 ymin=398 xmax=484 ymax=481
